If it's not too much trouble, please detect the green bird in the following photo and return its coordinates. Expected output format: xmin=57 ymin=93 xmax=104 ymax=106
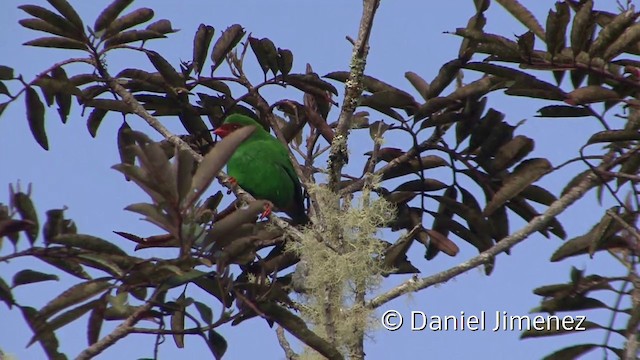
xmin=213 ymin=114 xmax=310 ymax=224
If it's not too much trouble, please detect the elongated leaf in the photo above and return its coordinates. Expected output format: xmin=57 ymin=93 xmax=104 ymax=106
xmin=603 ymin=22 xmax=640 ymax=60
xmin=29 ymin=299 xmax=100 ymax=346
xmin=40 ymin=278 xmax=111 ymax=319
xmin=194 ymin=301 xmax=213 ymax=325
xmin=20 ymin=306 xmax=64 ymax=359
xmin=587 ymin=129 xmax=640 ymax=144
xmin=405 ymin=71 xmax=429 ymax=101
xmin=50 ymin=234 xmax=127 ymax=256
xmin=570 ymin=0 xmax=594 ymax=57
xmin=13 ymin=270 xmax=59 ymax=287
xmin=87 ymin=294 xmax=107 ymax=345
xmin=485 ymin=158 xmax=552 ymax=216
xmin=542 ymin=344 xmax=598 ymax=360
xmin=94 ymin=0 xmax=134 ymax=33
xmin=277 ymin=48 xmax=293 ymax=76
xmin=566 ymin=85 xmax=619 ymax=105
xmin=41 ymin=257 xmax=91 ymax=279
xmin=589 ymin=8 xmax=637 ymax=58
xmin=14 ymin=192 xmax=39 ymax=244
xmin=495 ymin=0 xmax=544 ymax=39
xmin=25 ymin=86 xmax=49 ymax=150
xmin=87 ymin=108 xmax=107 ymax=137
xmin=184 ymin=125 xmax=255 ymax=208
xmin=19 ymin=18 xmax=72 ymax=38
xmin=492 ymin=135 xmax=534 ymax=172
xmin=146 ymin=50 xmax=183 ymax=87
xmin=208 ymin=329 xmax=228 ymax=360
xmin=104 ymin=8 xmax=154 ymax=38
xmin=19 ymin=4 xmax=82 ymax=39
xmin=47 ymin=0 xmax=84 ymax=30
xmin=24 ymin=36 xmax=86 ymax=50
xmin=535 ymin=105 xmax=591 ymax=118
xmin=0 ymin=277 xmax=15 ymax=308
xmin=192 ymin=24 xmax=214 ymax=74
xmin=171 ymin=294 xmax=186 ymax=348
xmin=210 ymin=24 xmax=245 ymax=71
xmin=104 ymin=29 xmax=166 ymax=47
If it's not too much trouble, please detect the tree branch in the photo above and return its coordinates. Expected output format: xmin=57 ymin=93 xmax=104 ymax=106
xmin=367 ymin=169 xmax=600 ymax=309
xmin=75 ymin=301 xmax=154 ymax=360
xmin=327 ymin=0 xmax=381 ymax=192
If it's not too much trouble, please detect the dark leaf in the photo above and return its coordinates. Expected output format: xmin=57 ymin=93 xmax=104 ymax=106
xmin=40 ymin=278 xmax=111 ymax=319
xmin=46 ymin=0 xmax=84 ymax=30
xmin=536 ymin=105 xmax=591 ymax=118
xmin=192 ymin=24 xmax=215 ymax=74
xmin=104 ymin=29 xmax=166 ymax=47
xmin=94 ymin=0 xmax=134 ymax=33
xmin=210 ymin=24 xmax=245 ymax=72
xmin=485 ymin=158 xmax=552 ymax=216
xmin=0 ymin=277 xmax=15 ymax=308
xmin=19 ymin=4 xmax=82 ymax=39
xmin=542 ymin=344 xmax=598 ymax=360
xmin=25 ymin=86 xmax=49 ymax=150
xmin=587 ymin=129 xmax=640 ymax=144
xmin=208 ymin=329 xmax=227 ymax=360
xmin=86 ymin=108 xmax=108 ymax=138
xmin=24 ymin=36 xmax=86 ymax=50
xmin=87 ymin=294 xmax=107 ymax=345
xmin=14 ymin=192 xmax=39 ymax=244
xmin=184 ymin=125 xmax=256 ymax=208
xmin=104 ymin=8 xmax=154 ymax=38
xmin=50 ymin=234 xmax=127 ymax=256
xmin=13 ymin=270 xmax=58 ymax=287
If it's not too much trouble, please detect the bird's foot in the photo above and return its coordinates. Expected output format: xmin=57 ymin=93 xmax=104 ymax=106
xmin=259 ymin=202 xmax=273 ymax=220
xmin=225 ymin=177 xmax=237 ymax=194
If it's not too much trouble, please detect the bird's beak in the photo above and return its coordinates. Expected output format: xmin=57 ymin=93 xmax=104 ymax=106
xmin=213 ymin=125 xmax=230 ymax=137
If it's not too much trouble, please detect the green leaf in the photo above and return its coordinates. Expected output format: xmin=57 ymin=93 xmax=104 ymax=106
xmin=29 ymin=299 xmax=100 ymax=346
xmin=12 ymin=270 xmax=59 ymax=287
xmin=20 ymin=306 xmax=66 ymax=360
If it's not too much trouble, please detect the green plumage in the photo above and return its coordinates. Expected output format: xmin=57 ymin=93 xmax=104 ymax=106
xmin=222 ymin=114 xmax=309 ymax=224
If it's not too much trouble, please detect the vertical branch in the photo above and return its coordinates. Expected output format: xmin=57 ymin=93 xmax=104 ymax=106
xmin=327 ymin=0 xmax=381 ymax=192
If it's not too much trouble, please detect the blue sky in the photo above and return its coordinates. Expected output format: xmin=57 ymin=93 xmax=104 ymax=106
xmin=0 ymin=1 xmax=629 ymax=359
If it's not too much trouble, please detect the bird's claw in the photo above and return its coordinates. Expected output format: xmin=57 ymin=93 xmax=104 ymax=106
xmin=226 ymin=177 xmax=237 ymax=194
xmin=260 ymin=203 xmax=273 ymax=220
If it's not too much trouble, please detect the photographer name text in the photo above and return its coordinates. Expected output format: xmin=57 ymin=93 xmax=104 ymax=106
xmin=381 ymin=310 xmax=587 ymax=332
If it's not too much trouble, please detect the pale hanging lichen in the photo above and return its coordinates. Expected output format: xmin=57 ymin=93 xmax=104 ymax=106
xmin=288 ymin=180 xmax=396 ymax=357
